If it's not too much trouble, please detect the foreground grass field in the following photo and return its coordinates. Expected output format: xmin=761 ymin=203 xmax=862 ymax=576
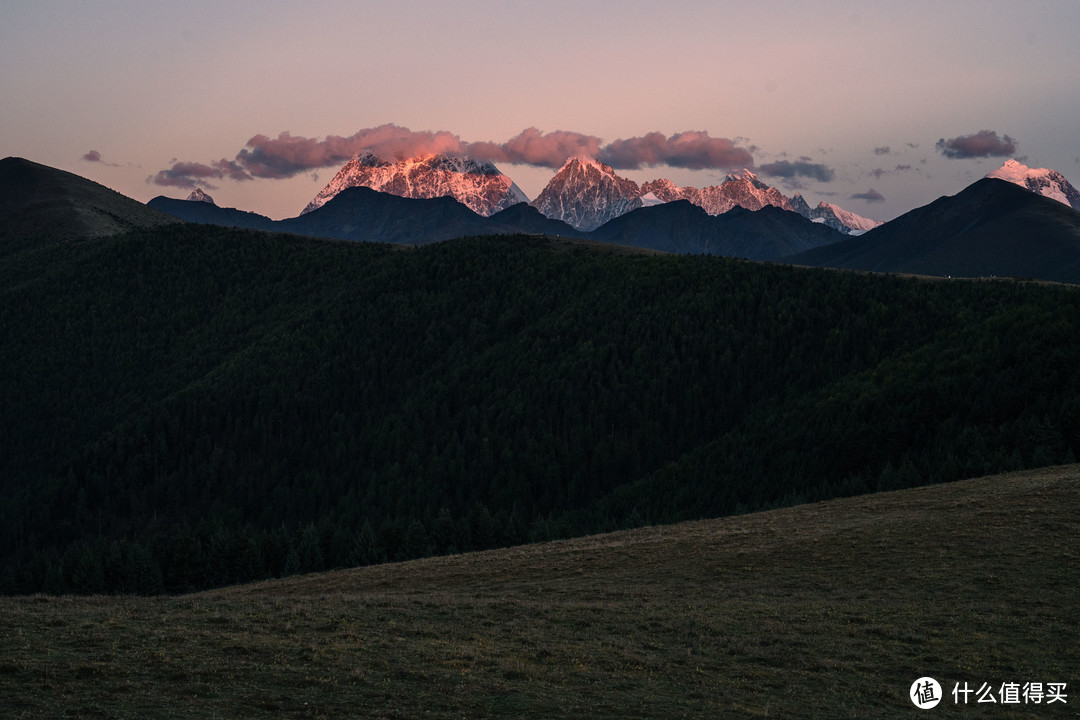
xmin=2 ymin=466 xmax=1077 ymax=719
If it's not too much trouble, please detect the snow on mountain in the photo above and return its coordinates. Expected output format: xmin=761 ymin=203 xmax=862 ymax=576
xmin=808 ymin=202 xmax=882 ymax=235
xmin=640 ymin=171 xmax=794 ymax=216
xmin=531 ymin=157 xmax=642 ymax=231
xmin=987 ymin=159 xmax=1080 ymax=211
xmin=186 ymin=187 xmax=215 ymax=204
xmin=638 ymin=174 xmax=877 ymax=234
xmin=639 ymin=192 xmax=666 ymax=207
xmin=638 ymin=178 xmax=684 ymax=203
xmin=302 ymin=152 xmax=529 ymax=217
xmin=705 ymin=170 xmax=795 ymax=215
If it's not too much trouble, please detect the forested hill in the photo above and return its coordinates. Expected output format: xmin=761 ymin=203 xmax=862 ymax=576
xmin=3 ymin=225 xmax=1080 ymax=595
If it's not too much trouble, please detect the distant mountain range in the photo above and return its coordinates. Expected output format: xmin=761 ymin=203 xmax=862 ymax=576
xmin=150 ymin=180 xmax=845 ymax=260
xmin=6 ymin=155 xmax=1080 ymax=284
xmin=295 ymin=151 xmax=881 ymax=235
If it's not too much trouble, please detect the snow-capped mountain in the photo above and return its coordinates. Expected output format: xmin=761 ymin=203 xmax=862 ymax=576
xmin=637 ymin=171 xmax=878 ymax=234
xmin=303 ymin=153 xmax=528 ymax=217
xmin=640 ymin=171 xmax=795 ymax=216
xmin=805 ymin=202 xmax=882 ymax=235
xmin=531 ymin=157 xmax=643 ymax=231
xmin=701 ymin=170 xmax=795 ymax=215
xmin=987 ymin=159 xmax=1080 ymax=211
xmin=186 ymin=188 xmax=215 ymax=204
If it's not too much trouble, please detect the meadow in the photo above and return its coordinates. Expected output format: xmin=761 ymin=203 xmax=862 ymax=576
xmin=2 ymin=465 xmax=1076 ymax=718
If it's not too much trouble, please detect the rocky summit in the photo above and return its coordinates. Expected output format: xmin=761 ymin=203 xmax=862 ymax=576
xmin=302 ymin=152 xmax=528 ymax=217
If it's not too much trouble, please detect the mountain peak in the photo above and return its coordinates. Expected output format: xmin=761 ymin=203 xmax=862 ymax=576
xmin=302 ymin=152 xmax=528 ymax=216
xmin=811 ymin=202 xmax=882 ymax=234
xmin=986 ymin=159 xmax=1080 ymax=210
xmin=186 ymin=188 xmax=215 ymax=205
xmin=725 ymin=168 xmax=758 ymax=181
xmin=558 ymin=155 xmax=614 ymax=173
xmin=532 ymin=158 xmax=641 ymax=231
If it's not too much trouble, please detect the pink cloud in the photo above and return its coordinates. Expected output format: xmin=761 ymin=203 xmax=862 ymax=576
xmin=151 ymin=125 xmax=759 ymax=184
xmin=235 ymin=125 xmax=465 ymax=178
xmin=598 ymin=131 xmax=753 ymax=170
xmin=477 ymin=127 xmax=603 ymax=168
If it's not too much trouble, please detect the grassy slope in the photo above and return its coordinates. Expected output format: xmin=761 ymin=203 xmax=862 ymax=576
xmin=2 ymin=465 xmax=1077 ymax=719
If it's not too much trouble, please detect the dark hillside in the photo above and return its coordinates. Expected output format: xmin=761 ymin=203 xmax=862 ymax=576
xmin=589 ymin=200 xmax=844 ymax=258
xmin=785 ymin=178 xmax=1080 ymax=283
xmin=0 ymin=157 xmax=177 ymax=251
xmin=3 ymin=224 xmax=1080 ymax=594
xmin=147 ymin=195 xmax=280 ymax=232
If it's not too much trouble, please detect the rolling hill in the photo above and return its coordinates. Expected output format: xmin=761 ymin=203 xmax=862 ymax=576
xmin=1 ymin=465 xmax=1076 ymax=718
xmin=0 ymin=157 xmax=178 ymax=251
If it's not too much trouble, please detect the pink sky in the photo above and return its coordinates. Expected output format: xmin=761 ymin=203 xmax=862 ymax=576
xmin=3 ymin=0 xmax=1079 ymax=221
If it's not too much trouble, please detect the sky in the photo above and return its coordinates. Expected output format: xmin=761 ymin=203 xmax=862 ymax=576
xmin=2 ymin=0 xmax=1079 ymax=222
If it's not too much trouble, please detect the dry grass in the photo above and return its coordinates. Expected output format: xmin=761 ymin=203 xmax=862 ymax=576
xmin=2 ymin=466 xmax=1077 ymax=718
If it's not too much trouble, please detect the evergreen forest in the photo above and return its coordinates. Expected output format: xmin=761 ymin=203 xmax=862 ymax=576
xmin=3 ymin=225 xmax=1079 ymax=594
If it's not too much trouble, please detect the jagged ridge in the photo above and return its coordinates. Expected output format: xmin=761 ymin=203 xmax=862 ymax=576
xmin=303 ymin=152 xmax=528 ymax=217
xmin=536 ymin=162 xmax=878 ymax=234
xmin=531 ymin=157 xmax=643 ymax=232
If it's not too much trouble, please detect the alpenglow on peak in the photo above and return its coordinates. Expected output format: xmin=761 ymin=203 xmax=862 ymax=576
xmin=986 ymin=159 xmax=1080 ymax=211
xmin=302 ymin=153 xmax=528 ymax=216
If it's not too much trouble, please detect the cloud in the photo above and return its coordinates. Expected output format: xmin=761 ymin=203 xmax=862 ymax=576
xmin=874 ymin=146 xmax=891 ymax=155
xmin=148 ymin=159 xmax=252 ymax=189
xmin=597 ymin=130 xmax=753 ymax=170
xmin=470 ymin=127 xmax=603 ymax=168
xmin=235 ymin=125 xmax=465 ymax=179
xmin=151 ymin=125 xmax=757 ymax=185
xmin=936 ymin=130 xmax=1017 ymax=159
xmin=894 ymin=164 xmax=913 ymax=172
xmin=758 ymin=160 xmax=835 ymax=182
xmin=82 ymin=150 xmax=120 ymax=167
xmin=851 ymin=188 xmax=885 ymax=203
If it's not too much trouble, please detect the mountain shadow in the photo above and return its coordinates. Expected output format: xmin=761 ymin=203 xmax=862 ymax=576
xmin=783 ymin=178 xmax=1080 ymax=283
xmin=588 ymin=200 xmax=845 ymax=259
xmin=147 ymin=196 xmax=279 ymax=233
